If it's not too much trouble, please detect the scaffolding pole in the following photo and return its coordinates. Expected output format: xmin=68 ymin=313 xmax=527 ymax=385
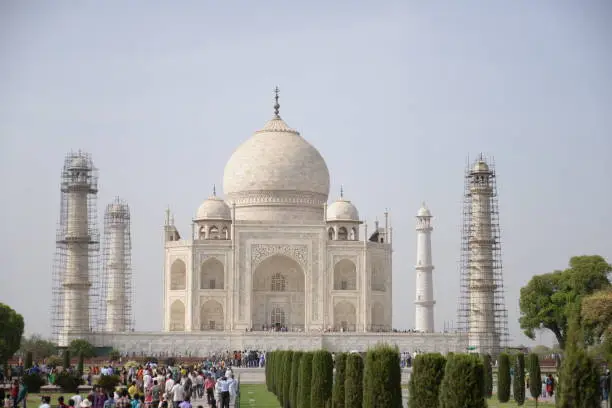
xmin=457 ymin=154 xmax=509 ymax=357
xmin=51 ymin=151 xmax=100 ymax=347
xmin=99 ymin=197 xmax=134 ymax=332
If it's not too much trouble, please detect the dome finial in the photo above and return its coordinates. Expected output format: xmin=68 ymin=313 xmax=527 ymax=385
xmin=212 ymin=184 xmax=216 ymax=197
xmin=273 ymin=86 xmax=280 ymax=118
xmin=340 ymin=185 xmax=344 ymax=199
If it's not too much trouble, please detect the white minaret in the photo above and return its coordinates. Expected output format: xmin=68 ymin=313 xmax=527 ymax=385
xmin=415 ymin=203 xmax=435 ymax=332
xmin=58 ymin=153 xmax=98 ymax=346
xmin=467 ymin=159 xmax=499 ymax=354
xmin=103 ymin=198 xmax=132 ymax=332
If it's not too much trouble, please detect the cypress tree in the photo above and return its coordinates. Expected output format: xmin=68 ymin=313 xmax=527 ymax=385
xmin=438 ymin=353 xmax=486 ymax=408
xmin=344 ymin=353 xmax=363 ymax=408
xmin=310 ymin=350 xmax=333 ymax=408
xmin=363 ymin=344 xmax=402 ymax=408
xmin=497 ymin=353 xmax=511 ymax=403
xmin=513 ymin=353 xmax=526 ymax=406
xmin=331 ymin=353 xmax=347 ymax=408
xmin=297 ymin=352 xmax=313 ymax=408
xmin=77 ymin=351 xmax=84 ymax=375
xmin=557 ymin=312 xmax=601 ymax=407
xmin=290 ymin=352 xmax=303 ymax=408
xmin=408 ymin=353 xmax=446 ymax=408
xmin=25 ymin=351 xmax=33 ymax=369
xmin=277 ymin=351 xmax=287 ymax=401
xmin=527 ymin=353 xmax=541 ymax=406
xmin=266 ymin=351 xmax=273 ymax=391
xmin=63 ymin=349 xmax=70 ymax=369
xmin=482 ymin=354 xmax=493 ymax=398
xmin=283 ymin=351 xmax=294 ymax=408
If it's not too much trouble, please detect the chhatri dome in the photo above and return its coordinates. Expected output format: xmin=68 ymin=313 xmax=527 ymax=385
xmin=194 ymin=186 xmax=231 ymax=221
xmin=326 ymin=187 xmax=360 ymax=222
xmin=223 ymin=89 xmax=330 ymax=222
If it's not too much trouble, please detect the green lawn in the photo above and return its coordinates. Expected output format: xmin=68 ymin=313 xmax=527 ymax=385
xmin=238 ymin=384 xmax=280 ymax=407
xmin=487 ymin=400 xmax=553 ymax=407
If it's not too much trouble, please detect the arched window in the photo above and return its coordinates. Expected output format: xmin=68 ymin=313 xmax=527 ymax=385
xmin=271 ymin=305 xmax=286 ymax=327
xmin=350 ymin=227 xmax=356 ymax=240
xmin=338 ymin=227 xmax=348 ymax=240
xmin=170 ymin=259 xmax=186 ymax=290
xmin=328 ymin=227 xmax=334 ymax=240
xmin=271 ymin=273 xmax=287 ymax=292
xmin=209 ymin=226 xmax=220 ymax=240
xmin=222 ymin=226 xmax=229 ymax=240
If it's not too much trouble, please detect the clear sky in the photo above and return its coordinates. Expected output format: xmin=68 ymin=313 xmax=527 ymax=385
xmin=1 ymin=1 xmax=611 ymax=347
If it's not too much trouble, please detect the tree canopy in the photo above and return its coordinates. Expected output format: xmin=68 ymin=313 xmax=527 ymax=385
xmin=19 ymin=335 xmax=57 ymax=361
xmin=519 ymin=255 xmax=611 ymax=349
xmin=0 ymin=303 xmax=25 ymax=365
xmin=69 ymin=339 xmax=95 ymax=358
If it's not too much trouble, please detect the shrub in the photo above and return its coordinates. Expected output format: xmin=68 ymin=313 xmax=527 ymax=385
xmin=96 ymin=374 xmax=121 ymax=393
xmin=108 ymin=350 xmax=120 ymax=362
xmin=290 ymin=352 xmax=303 ymax=408
xmin=363 ymin=344 xmax=402 ymax=408
xmin=310 ymin=350 xmax=333 ymax=408
xmin=283 ymin=351 xmax=294 ymax=408
xmin=46 ymin=355 xmax=62 ymax=368
xmin=482 ymin=354 xmax=493 ymax=398
xmin=438 ymin=353 xmax=486 ymax=408
xmin=513 ymin=353 xmax=526 ymax=406
xmin=331 ymin=353 xmax=347 ymax=408
xmin=344 ymin=353 xmax=363 ymax=408
xmin=527 ymin=353 xmax=541 ymax=405
xmin=25 ymin=351 xmax=33 ymax=369
xmin=297 ymin=352 xmax=313 ymax=408
xmin=497 ymin=353 xmax=511 ymax=403
xmin=62 ymin=349 xmax=70 ymax=369
xmin=22 ymin=372 xmax=44 ymax=393
xmin=55 ymin=371 xmax=83 ymax=393
xmin=408 ymin=353 xmax=446 ymax=408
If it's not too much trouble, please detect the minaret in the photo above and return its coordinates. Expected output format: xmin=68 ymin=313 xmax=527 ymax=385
xmin=102 ymin=198 xmax=132 ymax=332
xmin=52 ymin=152 xmax=99 ymax=346
xmin=415 ymin=203 xmax=435 ymax=332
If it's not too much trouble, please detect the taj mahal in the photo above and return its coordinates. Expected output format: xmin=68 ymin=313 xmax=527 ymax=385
xmin=54 ymin=90 xmax=507 ymax=356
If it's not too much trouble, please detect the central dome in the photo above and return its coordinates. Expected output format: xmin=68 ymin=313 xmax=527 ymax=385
xmin=223 ymin=110 xmax=330 ymax=220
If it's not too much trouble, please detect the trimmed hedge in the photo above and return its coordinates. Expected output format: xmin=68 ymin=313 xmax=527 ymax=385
xmin=363 ymin=344 xmax=402 ymax=408
xmin=344 ymin=353 xmax=363 ymax=408
xmin=438 ymin=353 xmax=486 ymax=408
xmin=408 ymin=353 xmax=446 ymax=408
xmin=331 ymin=353 xmax=347 ymax=408
xmin=290 ymin=352 xmax=303 ymax=408
xmin=513 ymin=353 xmax=526 ymax=406
xmin=497 ymin=353 xmax=511 ymax=403
xmin=527 ymin=353 xmax=541 ymax=403
xmin=482 ymin=354 xmax=493 ymax=398
xmin=310 ymin=350 xmax=333 ymax=408
xmin=297 ymin=352 xmax=313 ymax=408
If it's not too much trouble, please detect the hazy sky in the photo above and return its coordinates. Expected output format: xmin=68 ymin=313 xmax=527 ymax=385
xmin=1 ymin=1 xmax=611 ymax=347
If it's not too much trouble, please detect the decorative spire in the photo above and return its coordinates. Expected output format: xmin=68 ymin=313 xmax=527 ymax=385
xmin=165 ymin=206 xmax=171 ymax=226
xmin=273 ymin=86 xmax=280 ymax=118
xmin=212 ymin=184 xmax=216 ymax=197
xmin=340 ymin=185 xmax=344 ymax=199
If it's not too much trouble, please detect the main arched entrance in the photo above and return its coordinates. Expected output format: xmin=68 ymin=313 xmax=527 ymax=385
xmin=252 ymin=255 xmax=305 ymax=331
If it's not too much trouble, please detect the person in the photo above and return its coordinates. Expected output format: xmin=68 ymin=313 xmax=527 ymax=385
xmin=602 ymin=369 xmax=610 ymax=402
xmin=70 ymin=395 xmax=82 ymax=408
xmin=545 ymin=374 xmax=555 ymax=398
xmin=103 ymin=393 xmax=115 ymax=408
xmin=177 ymin=398 xmax=190 ymax=408
xmin=15 ymin=380 xmax=28 ymax=408
xmin=58 ymin=397 xmax=68 ymax=408
xmin=39 ymin=397 xmax=51 ymax=408
xmin=151 ymin=380 xmax=160 ymax=408
xmin=80 ymin=401 xmax=92 ymax=408
xmin=226 ymin=375 xmax=237 ymax=407
xmin=128 ymin=383 xmax=138 ymax=400
xmin=170 ymin=381 xmax=184 ymax=408
xmin=216 ymin=377 xmax=230 ymax=408
xmin=204 ymin=376 xmax=215 ymax=406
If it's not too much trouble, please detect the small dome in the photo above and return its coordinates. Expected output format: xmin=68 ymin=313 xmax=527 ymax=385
xmin=195 ymin=195 xmax=231 ymax=221
xmin=68 ymin=155 xmax=90 ymax=170
xmin=327 ymin=199 xmax=359 ymax=222
xmin=417 ymin=204 xmax=432 ymax=218
xmin=472 ymin=160 xmax=490 ymax=173
xmin=108 ymin=203 xmax=129 ymax=218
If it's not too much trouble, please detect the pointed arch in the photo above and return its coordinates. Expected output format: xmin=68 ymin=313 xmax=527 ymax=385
xmin=334 ymin=259 xmax=357 ymax=290
xmin=328 ymin=227 xmax=334 ymax=240
xmin=170 ymin=259 xmax=186 ymax=290
xmin=334 ymin=301 xmax=357 ymax=331
xmin=200 ymin=258 xmax=224 ymax=289
xmin=370 ymin=302 xmax=385 ymax=331
xmin=337 ymin=226 xmax=348 ymax=240
xmin=169 ymin=300 xmax=185 ymax=331
xmin=200 ymin=299 xmax=224 ymax=331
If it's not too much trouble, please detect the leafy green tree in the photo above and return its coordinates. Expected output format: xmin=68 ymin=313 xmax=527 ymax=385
xmin=482 ymin=354 xmax=493 ymax=398
xmin=290 ymin=351 xmax=303 ymax=408
xmin=527 ymin=353 xmax=541 ymax=406
xmin=19 ymin=335 xmax=57 ymax=361
xmin=63 ymin=349 xmax=71 ymax=369
xmin=69 ymin=339 xmax=95 ymax=358
xmin=363 ymin=344 xmax=402 ymax=408
xmin=310 ymin=350 xmax=333 ymax=408
xmin=408 ymin=353 xmax=446 ymax=408
xmin=556 ymin=308 xmax=601 ymax=407
xmin=331 ymin=352 xmax=347 ymax=408
xmin=519 ymin=255 xmax=611 ymax=349
xmin=439 ymin=353 xmax=486 ymax=408
xmin=297 ymin=352 xmax=313 ymax=408
xmin=344 ymin=353 xmax=363 ymax=408
xmin=0 ymin=303 xmax=25 ymax=368
xmin=497 ymin=353 xmax=511 ymax=403
xmin=582 ymin=288 xmax=612 ymax=362
xmin=283 ymin=351 xmax=294 ymax=408
xmin=513 ymin=353 xmax=526 ymax=406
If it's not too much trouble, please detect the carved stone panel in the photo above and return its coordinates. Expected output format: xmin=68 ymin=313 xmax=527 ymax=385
xmin=251 ymin=244 xmax=308 ymax=270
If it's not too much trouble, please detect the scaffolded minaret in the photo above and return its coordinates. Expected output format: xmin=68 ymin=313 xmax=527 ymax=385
xmin=458 ymin=155 xmax=509 ymax=356
xmin=415 ymin=203 xmax=435 ymax=332
xmin=52 ymin=152 xmax=99 ymax=347
xmin=100 ymin=197 xmax=133 ymax=332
